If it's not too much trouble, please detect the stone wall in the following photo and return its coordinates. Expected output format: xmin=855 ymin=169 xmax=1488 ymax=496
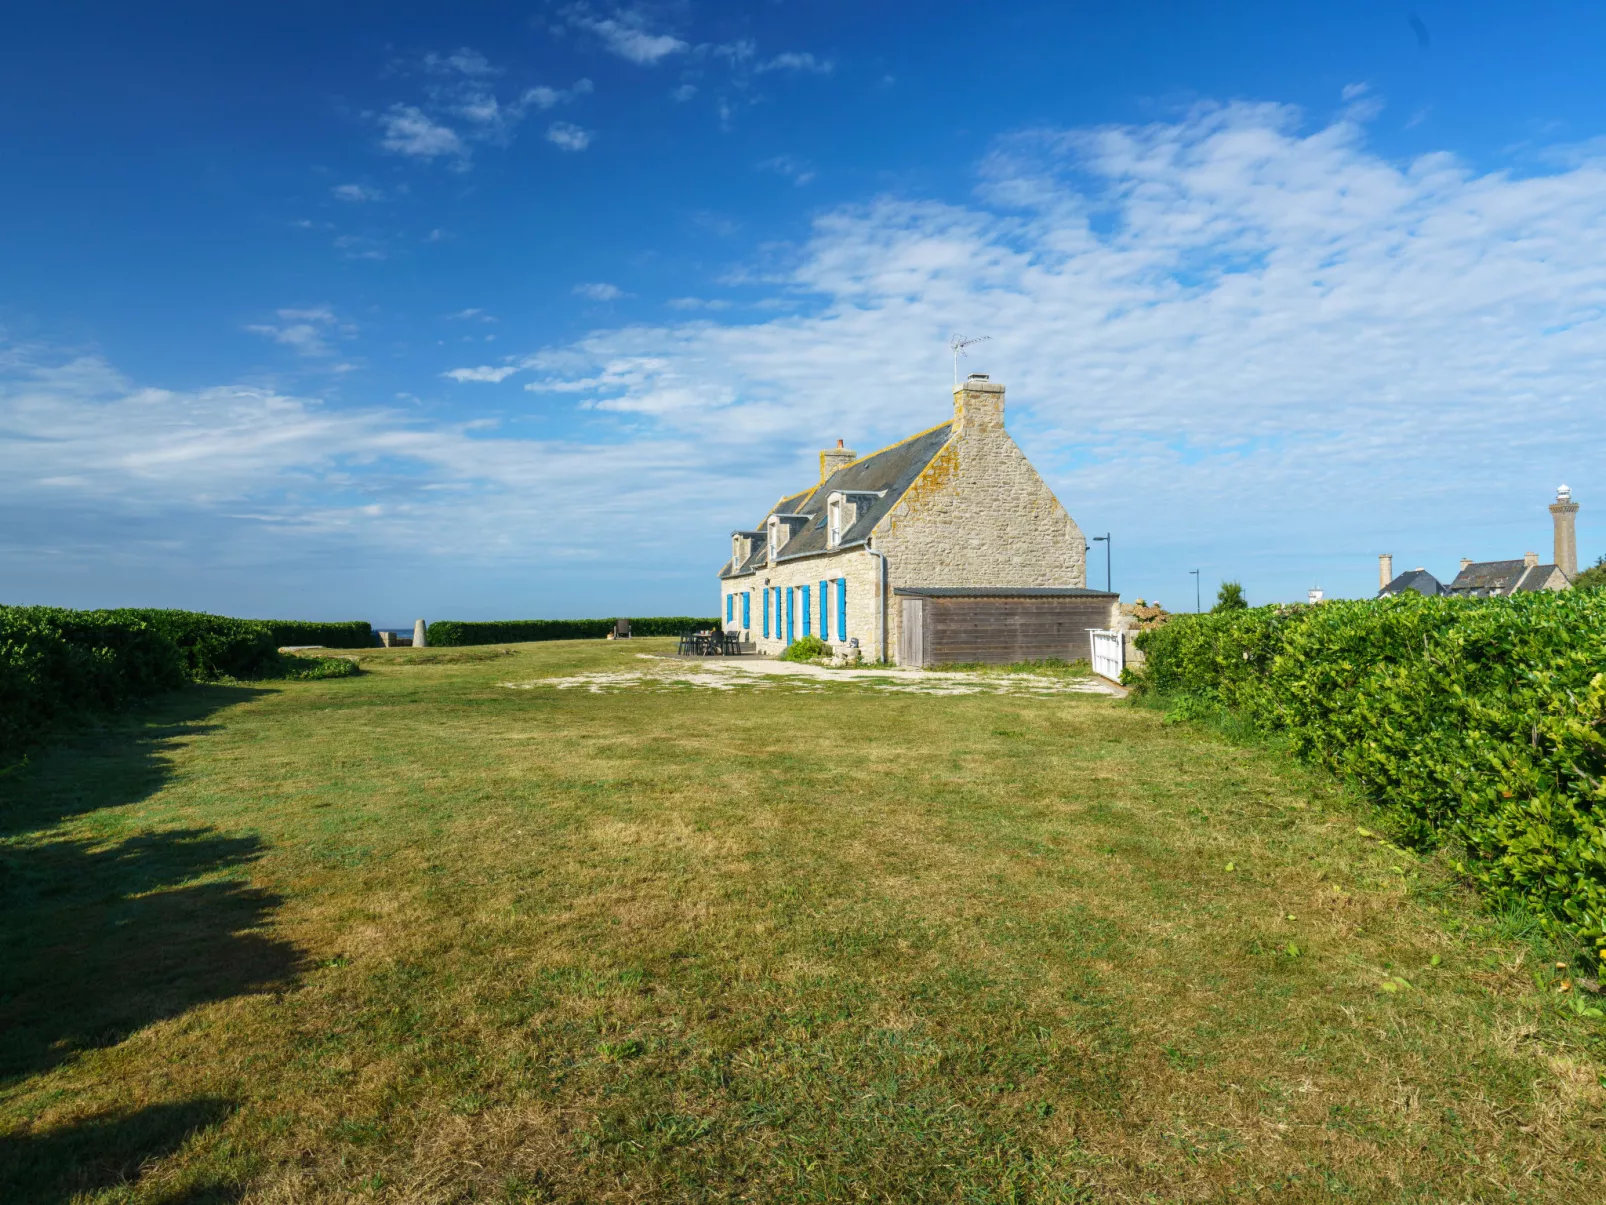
xmin=873 ymin=378 xmax=1087 ymax=661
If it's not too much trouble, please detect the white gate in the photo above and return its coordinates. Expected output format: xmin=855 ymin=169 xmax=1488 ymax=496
xmin=1088 ymin=629 xmax=1124 ymax=682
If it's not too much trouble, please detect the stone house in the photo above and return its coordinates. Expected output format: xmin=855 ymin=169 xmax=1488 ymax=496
xmin=718 ymin=375 xmax=1117 ymax=665
xmin=1375 ymin=486 xmax=1578 ymax=599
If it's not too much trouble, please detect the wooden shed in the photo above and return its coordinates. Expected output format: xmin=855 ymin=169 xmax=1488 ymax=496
xmin=894 ymin=586 xmax=1119 ymax=668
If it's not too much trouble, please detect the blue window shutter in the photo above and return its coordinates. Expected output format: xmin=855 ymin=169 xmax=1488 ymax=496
xmin=802 ymin=586 xmax=811 ymax=637
xmin=837 ymin=577 xmax=847 ymax=638
xmin=762 ymin=588 xmax=770 ymax=638
xmin=819 ymin=580 xmax=829 ymax=640
xmin=742 ymin=591 xmax=750 ymax=629
xmin=726 ymin=594 xmax=733 ymax=623
xmin=786 ymin=588 xmax=794 ymax=644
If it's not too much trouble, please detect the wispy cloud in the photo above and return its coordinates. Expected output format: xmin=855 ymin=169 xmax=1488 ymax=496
xmin=567 ymin=7 xmax=688 ymax=65
xmin=574 ymin=282 xmax=627 ymax=301
xmin=244 ymin=307 xmax=352 ymax=357
xmin=377 ymin=48 xmax=594 ymax=166
xmin=442 ymin=364 xmax=518 ymax=383
xmin=758 ymin=155 xmax=816 ymax=186
xmin=332 ymin=183 xmax=384 ymax=203
xmin=756 ymin=51 xmax=833 ymax=75
xmin=546 ymin=122 xmax=593 ymax=151
xmin=378 ymin=104 xmax=464 ymax=161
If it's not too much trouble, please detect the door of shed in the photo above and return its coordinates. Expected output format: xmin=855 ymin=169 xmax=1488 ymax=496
xmin=899 ymin=598 xmax=926 ymax=667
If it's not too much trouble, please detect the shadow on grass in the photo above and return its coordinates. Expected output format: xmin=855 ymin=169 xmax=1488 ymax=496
xmin=0 ymin=686 xmax=303 ymax=1199
xmin=0 ymin=1097 xmax=240 ymax=1204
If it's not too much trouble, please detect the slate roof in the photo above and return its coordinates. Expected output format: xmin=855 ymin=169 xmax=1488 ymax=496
xmin=1378 ymin=569 xmax=1445 ymax=598
xmin=720 ymin=422 xmax=954 ymax=578
xmin=1446 ymin=559 xmax=1566 ymax=596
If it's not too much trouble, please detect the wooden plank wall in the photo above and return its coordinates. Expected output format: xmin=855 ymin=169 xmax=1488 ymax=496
xmin=923 ymin=597 xmax=1112 ymax=666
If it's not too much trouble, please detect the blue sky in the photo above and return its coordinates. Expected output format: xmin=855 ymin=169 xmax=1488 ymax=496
xmin=5 ymin=2 xmax=1606 ymax=621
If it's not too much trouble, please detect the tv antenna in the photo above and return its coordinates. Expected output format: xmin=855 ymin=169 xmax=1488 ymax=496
xmin=949 ymin=333 xmax=990 ymax=385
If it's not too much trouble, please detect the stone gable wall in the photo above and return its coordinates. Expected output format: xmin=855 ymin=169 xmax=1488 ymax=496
xmin=872 ymin=384 xmax=1090 ymax=661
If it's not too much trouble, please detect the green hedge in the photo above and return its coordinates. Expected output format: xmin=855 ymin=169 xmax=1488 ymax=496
xmin=1132 ymin=592 xmax=1606 ymax=961
xmin=265 ymin=620 xmax=375 ymax=648
xmin=427 ymin=617 xmax=719 ymax=646
xmin=0 ymin=606 xmax=346 ymax=761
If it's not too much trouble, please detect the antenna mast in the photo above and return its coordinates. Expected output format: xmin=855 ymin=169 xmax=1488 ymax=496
xmin=949 ymin=333 xmax=990 ymax=385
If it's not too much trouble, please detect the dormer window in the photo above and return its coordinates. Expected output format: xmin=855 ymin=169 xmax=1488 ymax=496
xmin=825 ymin=490 xmax=885 ymax=548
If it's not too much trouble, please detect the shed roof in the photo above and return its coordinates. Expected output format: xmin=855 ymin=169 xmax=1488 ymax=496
xmin=894 ymin=586 xmax=1118 ymax=598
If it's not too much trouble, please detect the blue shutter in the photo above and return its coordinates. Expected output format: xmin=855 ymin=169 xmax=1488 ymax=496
xmin=726 ymin=593 xmax=733 ymax=624
xmin=837 ymin=577 xmax=847 ymax=639
xmin=802 ymin=586 xmax=811 ymax=637
xmin=786 ymin=588 xmax=794 ymax=644
xmin=742 ymin=591 xmax=750 ymax=630
xmin=762 ymin=588 xmax=770 ymax=638
xmin=819 ymin=580 xmax=829 ymax=641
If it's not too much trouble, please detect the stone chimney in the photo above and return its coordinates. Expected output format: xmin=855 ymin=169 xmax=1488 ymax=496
xmin=819 ymin=439 xmax=856 ymax=482
xmin=1550 ymin=484 xmax=1579 ymax=577
xmin=1523 ymin=550 xmax=1540 ymax=568
xmin=1378 ymin=554 xmax=1393 ymax=590
xmin=953 ymin=374 xmax=1005 ymax=436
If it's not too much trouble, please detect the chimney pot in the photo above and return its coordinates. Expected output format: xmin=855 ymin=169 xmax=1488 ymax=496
xmin=819 ymin=441 xmax=857 ymax=483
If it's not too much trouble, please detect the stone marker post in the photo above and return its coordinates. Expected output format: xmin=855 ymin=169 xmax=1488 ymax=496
xmin=413 ymin=619 xmax=428 ymax=649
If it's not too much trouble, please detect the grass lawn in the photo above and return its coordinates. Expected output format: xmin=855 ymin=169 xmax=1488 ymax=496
xmin=1 ymin=638 xmax=1602 ymax=1203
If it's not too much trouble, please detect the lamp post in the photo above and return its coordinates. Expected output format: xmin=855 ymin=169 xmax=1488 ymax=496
xmin=1190 ymin=568 xmax=1201 ymax=613
xmin=1091 ymin=534 xmax=1111 ymax=593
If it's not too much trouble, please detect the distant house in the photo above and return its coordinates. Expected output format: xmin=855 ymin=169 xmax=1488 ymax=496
xmin=718 ymin=375 xmax=1117 ymax=666
xmin=1376 ymin=486 xmax=1578 ymax=599
xmin=1377 ymin=565 xmax=1446 ymax=598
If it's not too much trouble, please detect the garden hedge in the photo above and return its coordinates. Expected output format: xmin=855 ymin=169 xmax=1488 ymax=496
xmin=265 ymin=620 xmax=375 ymax=648
xmin=0 ymin=606 xmax=358 ymax=760
xmin=1131 ymin=591 xmax=1606 ymax=961
xmin=427 ymin=617 xmax=719 ymax=646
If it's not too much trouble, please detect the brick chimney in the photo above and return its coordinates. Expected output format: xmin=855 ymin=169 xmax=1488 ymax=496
xmin=1460 ymin=557 xmax=1473 ymax=572
xmin=1523 ymin=550 xmax=1540 ymax=568
xmin=1378 ymin=554 xmax=1393 ymax=590
xmin=1550 ymin=484 xmax=1579 ymax=577
xmin=819 ymin=439 xmax=856 ymax=482
xmin=953 ymin=374 xmax=1005 ymax=436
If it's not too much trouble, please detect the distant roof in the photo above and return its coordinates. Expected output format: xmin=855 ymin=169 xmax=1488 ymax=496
xmin=721 ymin=423 xmax=953 ymax=577
xmin=1446 ymin=559 xmax=1568 ymax=595
xmin=894 ymin=586 xmax=1117 ymax=598
xmin=1378 ymin=568 xmax=1444 ymax=598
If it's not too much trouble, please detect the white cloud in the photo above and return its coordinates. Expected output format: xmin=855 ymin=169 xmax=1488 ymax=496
xmin=442 ymin=365 xmax=518 ymax=383
xmin=758 ymin=155 xmax=816 ymax=186
xmin=332 ymin=183 xmax=383 ymax=202
xmin=546 ymin=122 xmax=593 ymax=151
xmin=574 ymin=282 xmax=626 ymax=301
xmin=244 ymin=307 xmax=352 ymax=357
xmin=756 ymin=52 xmax=833 ymax=75
xmin=424 ymin=48 xmax=501 ymax=77
xmin=570 ymin=10 xmax=688 ymax=64
xmin=378 ymin=104 xmax=464 ymax=160
xmin=670 ymin=83 xmax=697 ymax=102
xmin=16 ymin=100 xmax=1606 ymax=608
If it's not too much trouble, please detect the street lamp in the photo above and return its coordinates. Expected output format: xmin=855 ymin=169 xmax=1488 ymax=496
xmin=1091 ymin=534 xmax=1111 ymax=593
xmin=1189 ymin=568 xmax=1201 ymax=613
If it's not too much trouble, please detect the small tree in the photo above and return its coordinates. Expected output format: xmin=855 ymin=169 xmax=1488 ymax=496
xmin=1572 ymin=555 xmax=1606 ymax=591
xmin=1212 ymin=581 xmax=1248 ymax=612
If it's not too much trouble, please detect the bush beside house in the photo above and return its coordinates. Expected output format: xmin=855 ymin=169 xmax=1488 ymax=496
xmin=1132 ymin=591 xmax=1606 ymax=962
